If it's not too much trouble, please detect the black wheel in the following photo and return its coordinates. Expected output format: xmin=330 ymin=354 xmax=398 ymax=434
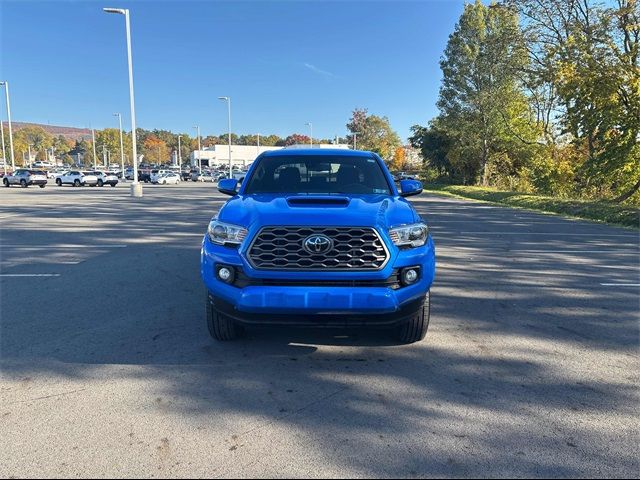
xmin=3 ymin=178 xmax=9 ymax=187
xmin=39 ymin=184 xmax=45 ymax=188
xmin=74 ymin=179 xmax=81 ymax=187
xmin=397 ymin=292 xmax=430 ymax=344
xmin=97 ymin=179 xmax=104 ymax=187
xmin=20 ymin=179 xmax=27 ymax=188
xmin=56 ymin=178 xmax=62 ymax=186
xmin=110 ymin=183 xmax=116 ymax=187
xmin=206 ymin=295 xmax=242 ymax=341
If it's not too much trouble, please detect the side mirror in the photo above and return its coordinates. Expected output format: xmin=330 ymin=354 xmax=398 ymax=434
xmin=218 ymin=178 xmax=239 ymax=196
xmin=399 ymin=179 xmax=423 ymax=197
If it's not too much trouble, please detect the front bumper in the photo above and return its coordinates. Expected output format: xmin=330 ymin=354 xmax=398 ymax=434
xmin=201 ymin=231 xmax=435 ymax=321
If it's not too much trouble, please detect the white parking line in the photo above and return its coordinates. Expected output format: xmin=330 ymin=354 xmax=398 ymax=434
xmin=0 ymin=274 xmax=61 ymax=277
xmin=600 ymin=283 xmax=640 ymax=287
xmin=449 ymin=232 xmax=637 ymax=237
xmin=1 ymin=244 xmax=128 ymax=248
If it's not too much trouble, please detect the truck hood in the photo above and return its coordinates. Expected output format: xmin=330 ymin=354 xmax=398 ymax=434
xmin=217 ymin=194 xmax=421 ymax=230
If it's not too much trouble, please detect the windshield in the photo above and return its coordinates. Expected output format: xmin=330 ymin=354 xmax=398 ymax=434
xmin=243 ymin=155 xmax=392 ymax=195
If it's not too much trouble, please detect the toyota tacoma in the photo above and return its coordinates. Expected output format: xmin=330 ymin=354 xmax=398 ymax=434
xmin=201 ymin=149 xmax=435 ymax=343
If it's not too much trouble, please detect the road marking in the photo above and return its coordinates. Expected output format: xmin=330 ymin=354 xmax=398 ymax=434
xmin=0 ymin=274 xmax=60 ymax=277
xmin=600 ymin=283 xmax=640 ymax=287
xmin=448 ymin=232 xmax=638 ymax=237
xmin=1 ymin=244 xmax=127 ymax=248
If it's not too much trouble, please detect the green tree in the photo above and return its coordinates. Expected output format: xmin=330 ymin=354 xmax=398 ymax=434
xmin=435 ymin=0 xmax=538 ymax=185
xmin=346 ymin=108 xmax=401 ymax=160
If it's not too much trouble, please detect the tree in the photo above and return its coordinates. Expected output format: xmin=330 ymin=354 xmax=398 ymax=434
xmin=409 ymin=122 xmax=454 ymax=179
xmin=346 ymin=108 xmax=401 ymax=160
xmin=281 ymin=133 xmax=311 ymax=146
xmin=438 ymin=1 xmax=540 ymax=185
xmin=142 ymin=135 xmax=170 ymax=164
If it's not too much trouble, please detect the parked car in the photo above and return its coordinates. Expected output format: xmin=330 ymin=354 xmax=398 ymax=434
xmin=181 ymin=169 xmax=192 ymax=181
xmin=191 ymin=169 xmax=202 ymax=182
xmin=93 ymin=171 xmax=119 ymax=187
xmin=55 ymin=170 xmax=98 ymax=187
xmin=199 ymin=172 xmax=215 ymax=182
xmin=3 ymin=169 xmax=48 ymax=188
xmin=150 ymin=169 xmax=169 ymax=183
xmin=47 ymin=167 xmax=67 ymax=179
xmin=157 ymin=172 xmax=181 ymax=185
xmin=201 ymin=149 xmax=434 ymax=343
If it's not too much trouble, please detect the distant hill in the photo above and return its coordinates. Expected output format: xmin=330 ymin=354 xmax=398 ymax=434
xmin=1 ymin=122 xmax=92 ymax=142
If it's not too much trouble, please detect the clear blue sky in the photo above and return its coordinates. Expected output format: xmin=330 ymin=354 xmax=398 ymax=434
xmin=0 ymin=1 xmax=465 ymax=141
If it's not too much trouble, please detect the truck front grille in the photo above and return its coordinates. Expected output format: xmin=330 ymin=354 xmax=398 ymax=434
xmin=247 ymin=226 xmax=389 ymax=270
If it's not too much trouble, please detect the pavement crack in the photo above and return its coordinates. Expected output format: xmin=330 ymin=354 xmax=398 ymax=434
xmin=8 ymin=388 xmax=86 ymax=405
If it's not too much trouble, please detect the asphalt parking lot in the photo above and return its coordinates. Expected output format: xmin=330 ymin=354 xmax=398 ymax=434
xmin=1 ymin=182 xmax=638 ymax=478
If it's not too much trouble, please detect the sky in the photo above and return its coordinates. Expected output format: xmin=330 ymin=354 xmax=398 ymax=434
xmin=0 ymin=0 xmax=466 ymax=142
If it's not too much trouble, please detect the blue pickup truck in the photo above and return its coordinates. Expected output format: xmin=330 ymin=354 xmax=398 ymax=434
xmin=200 ymin=149 xmax=435 ymax=343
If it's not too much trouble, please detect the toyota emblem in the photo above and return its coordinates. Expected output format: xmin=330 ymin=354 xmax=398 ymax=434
xmin=303 ymin=234 xmax=334 ymax=254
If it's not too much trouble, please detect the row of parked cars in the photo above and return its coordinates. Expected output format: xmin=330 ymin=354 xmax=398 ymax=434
xmin=2 ymin=169 xmax=119 ymax=188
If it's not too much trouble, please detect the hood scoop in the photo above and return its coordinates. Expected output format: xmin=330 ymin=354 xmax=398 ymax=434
xmin=286 ymin=196 xmax=350 ymax=207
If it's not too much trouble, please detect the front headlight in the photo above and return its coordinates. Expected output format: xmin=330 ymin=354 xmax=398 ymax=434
xmin=207 ymin=218 xmax=248 ymax=246
xmin=389 ymin=222 xmax=429 ymax=248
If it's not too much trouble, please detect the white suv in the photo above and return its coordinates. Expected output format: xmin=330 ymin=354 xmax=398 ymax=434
xmin=55 ymin=170 xmax=99 ymax=187
xmin=93 ymin=171 xmax=119 ymax=187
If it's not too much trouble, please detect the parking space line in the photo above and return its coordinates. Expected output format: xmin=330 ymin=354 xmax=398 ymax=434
xmin=0 ymin=274 xmax=61 ymax=277
xmin=1 ymin=244 xmax=128 ymax=248
xmin=600 ymin=283 xmax=640 ymax=287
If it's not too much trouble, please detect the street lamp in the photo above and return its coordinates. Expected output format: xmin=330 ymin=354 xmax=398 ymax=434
xmin=0 ymin=81 xmax=15 ymax=172
xmin=256 ymin=133 xmax=260 ymax=156
xmin=114 ymin=113 xmax=125 ymax=181
xmin=305 ymin=122 xmax=313 ymax=147
xmin=91 ymin=128 xmax=98 ymax=170
xmin=218 ymin=96 xmax=232 ymax=178
xmin=352 ymin=131 xmax=362 ymax=150
xmin=177 ymin=135 xmax=182 ymax=169
xmin=103 ymin=7 xmax=141 ymax=197
xmin=0 ymin=110 xmax=5 ymax=174
xmin=193 ymin=125 xmax=201 ymax=171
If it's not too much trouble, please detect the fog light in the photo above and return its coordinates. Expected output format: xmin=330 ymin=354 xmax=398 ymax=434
xmin=401 ymin=267 xmax=420 ymax=285
xmin=216 ymin=265 xmax=235 ymax=284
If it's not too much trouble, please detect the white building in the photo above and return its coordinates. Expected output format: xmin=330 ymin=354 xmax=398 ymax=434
xmin=189 ymin=143 xmax=351 ymax=168
xmin=190 ymin=145 xmax=282 ymax=168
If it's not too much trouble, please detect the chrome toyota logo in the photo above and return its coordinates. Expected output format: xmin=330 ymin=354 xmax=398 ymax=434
xmin=303 ymin=234 xmax=334 ymax=254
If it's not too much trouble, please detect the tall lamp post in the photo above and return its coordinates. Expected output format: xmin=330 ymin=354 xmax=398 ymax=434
xmin=0 ymin=111 xmax=5 ymax=174
xmin=114 ymin=113 xmax=125 ymax=181
xmin=353 ymin=131 xmax=362 ymax=150
xmin=103 ymin=7 xmax=141 ymax=197
xmin=0 ymin=81 xmax=15 ymax=173
xmin=305 ymin=122 xmax=313 ymax=147
xmin=177 ymin=135 xmax=182 ymax=169
xmin=193 ymin=125 xmax=201 ymax=171
xmin=218 ymin=97 xmax=232 ymax=178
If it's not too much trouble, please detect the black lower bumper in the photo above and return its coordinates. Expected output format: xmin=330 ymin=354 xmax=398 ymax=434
xmin=209 ymin=294 xmax=424 ymax=328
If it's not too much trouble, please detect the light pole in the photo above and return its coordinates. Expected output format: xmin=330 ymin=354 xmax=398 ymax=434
xmin=104 ymin=7 xmax=141 ymax=197
xmin=0 ymin=81 xmax=15 ymax=173
xmin=305 ymin=122 xmax=313 ymax=147
xmin=28 ymin=144 xmax=33 ymax=166
xmin=193 ymin=125 xmax=201 ymax=171
xmin=177 ymin=135 xmax=182 ymax=168
xmin=353 ymin=131 xmax=362 ymax=150
xmin=0 ymin=111 xmax=5 ymax=174
xmin=114 ymin=113 xmax=125 ymax=181
xmin=256 ymin=133 xmax=260 ymax=156
xmin=218 ymin=97 xmax=232 ymax=178
xmin=91 ymin=128 xmax=97 ymax=170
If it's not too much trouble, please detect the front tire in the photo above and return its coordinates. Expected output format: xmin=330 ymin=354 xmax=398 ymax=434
xmin=206 ymin=295 xmax=242 ymax=341
xmin=74 ymin=179 xmax=81 ymax=187
xmin=56 ymin=178 xmax=62 ymax=186
xmin=39 ymin=184 xmax=45 ymax=188
xmin=20 ymin=179 xmax=27 ymax=188
xmin=3 ymin=178 xmax=9 ymax=187
xmin=97 ymin=179 xmax=104 ymax=187
xmin=397 ymin=292 xmax=430 ymax=344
